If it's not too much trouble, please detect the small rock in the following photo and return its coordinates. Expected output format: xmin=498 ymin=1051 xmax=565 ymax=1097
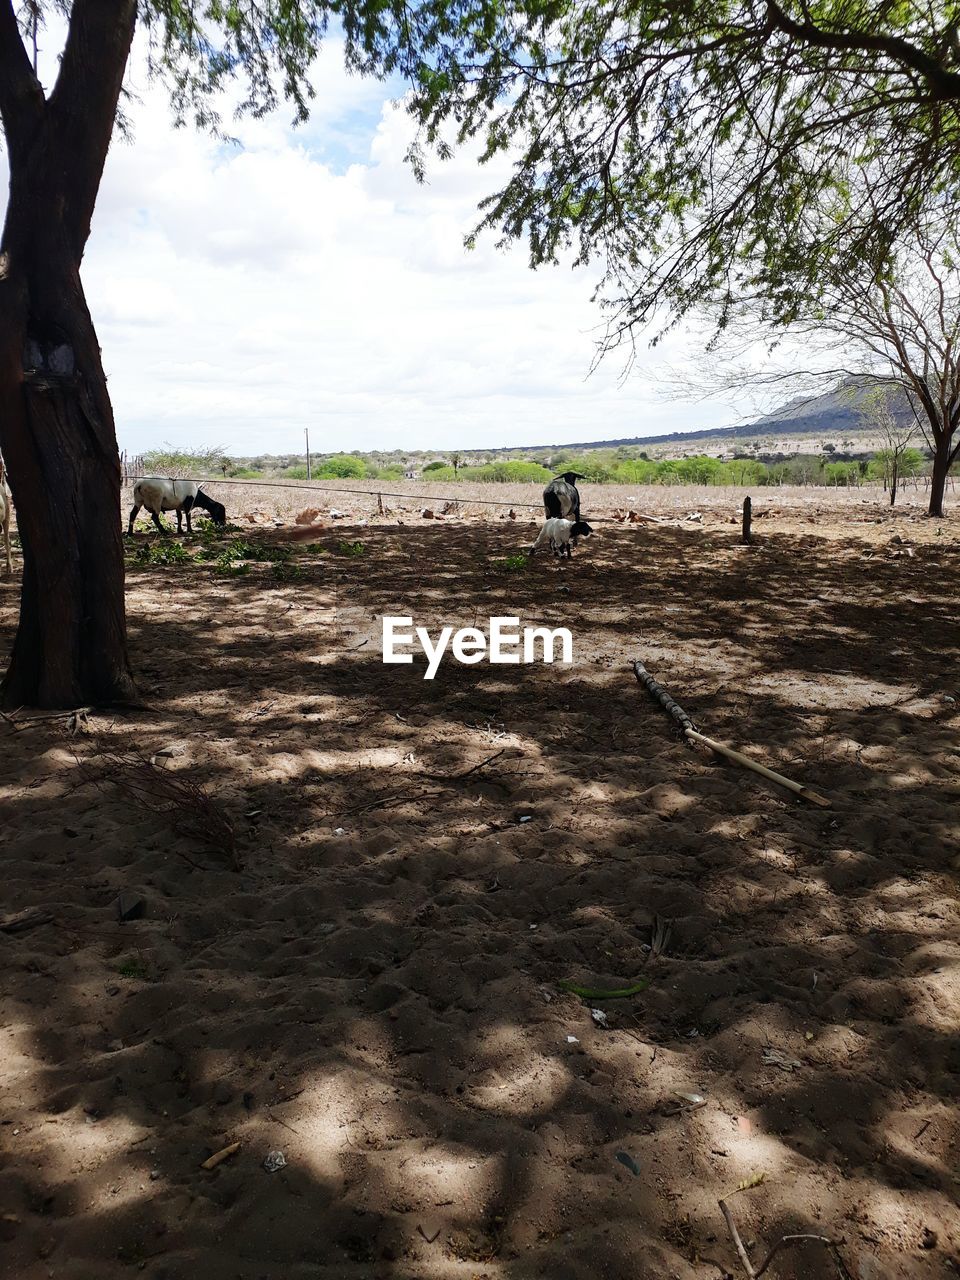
xmin=295 ymin=508 xmax=321 ymax=525
xmin=421 ymin=509 xmax=435 ymax=519
xmin=590 ymin=1008 xmax=609 ymax=1029
xmin=921 ymin=1228 xmax=938 ymax=1250
xmin=115 ymin=892 xmax=146 ymax=922
xmin=615 ymin=1151 xmax=641 ymax=1176
xmin=262 ymin=1150 xmax=287 ymax=1173
xmin=418 ymin=1221 xmax=441 ymax=1243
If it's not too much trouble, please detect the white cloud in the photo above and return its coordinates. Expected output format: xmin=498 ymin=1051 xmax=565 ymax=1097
xmin=4 ymin=31 xmax=754 ymax=456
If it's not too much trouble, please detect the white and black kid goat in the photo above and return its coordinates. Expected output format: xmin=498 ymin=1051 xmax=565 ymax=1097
xmin=128 ymin=478 xmax=227 ymax=535
xmin=529 ymin=516 xmax=593 ymax=559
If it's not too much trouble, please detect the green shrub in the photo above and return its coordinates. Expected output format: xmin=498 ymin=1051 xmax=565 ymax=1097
xmin=315 ymin=454 xmax=367 ymax=479
xmin=491 ymin=553 xmax=527 ymax=572
xmin=133 ymin=540 xmax=191 ymax=566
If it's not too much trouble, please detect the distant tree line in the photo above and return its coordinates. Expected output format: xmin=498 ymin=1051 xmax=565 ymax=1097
xmin=417 ymin=452 xmax=935 ymax=488
xmin=142 ymin=445 xmax=945 ymax=490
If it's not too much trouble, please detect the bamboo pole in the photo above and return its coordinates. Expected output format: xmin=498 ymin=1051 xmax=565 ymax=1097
xmin=685 ymin=728 xmax=831 ymax=807
xmin=633 ymin=661 xmax=831 ymax=808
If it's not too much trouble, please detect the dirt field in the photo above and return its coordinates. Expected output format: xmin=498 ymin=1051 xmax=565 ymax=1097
xmin=1 ymin=485 xmax=959 ymax=1280
xmin=151 ymin=475 xmax=949 ymax=525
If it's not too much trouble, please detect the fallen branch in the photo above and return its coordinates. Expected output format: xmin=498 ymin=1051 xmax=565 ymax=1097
xmin=0 ymin=908 xmax=54 ymax=935
xmin=633 ymin=661 xmax=830 ymax=808
xmin=719 ymin=1195 xmax=851 ymax=1279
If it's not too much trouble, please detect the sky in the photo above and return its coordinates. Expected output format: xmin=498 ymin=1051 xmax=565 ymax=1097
xmin=3 ymin=27 xmax=770 ymax=458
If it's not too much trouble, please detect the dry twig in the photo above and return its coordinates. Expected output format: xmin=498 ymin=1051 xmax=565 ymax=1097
xmin=74 ymin=749 xmax=238 ymax=870
xmin=719 ymin=1193 xmax=852 ymax=1279
xmin=423 ymin=748 xmax=508 ymax=781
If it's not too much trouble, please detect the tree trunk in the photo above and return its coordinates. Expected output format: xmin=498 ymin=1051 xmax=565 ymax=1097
xmin=890 ymin=462 xmax=898 ymax=507
xmin=928 ymin=438 xmax=952 ymax=518
xmin=0 ymin=256 xmax=137 ymax=708
xmin=0 ymin=0 xmax=138 ymax=707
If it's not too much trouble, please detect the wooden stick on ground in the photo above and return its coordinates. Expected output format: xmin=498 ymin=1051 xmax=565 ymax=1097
xmin=686 ymin=728 xmax=831 ymax=808
xmin=718 ymin=1195 xmax=852 ymax=1279
xmin=200 ymin=1141 xmax=240 ymax=1170
xmin=633 ymin=661 xmax=831 ymax=808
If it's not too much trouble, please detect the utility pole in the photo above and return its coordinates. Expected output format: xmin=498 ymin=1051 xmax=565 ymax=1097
xmin=305 ymin=427 xmax=312 ymax=481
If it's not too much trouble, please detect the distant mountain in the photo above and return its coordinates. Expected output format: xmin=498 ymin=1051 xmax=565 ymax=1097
xmin=494 ymin=378 xmax=908 ymax=453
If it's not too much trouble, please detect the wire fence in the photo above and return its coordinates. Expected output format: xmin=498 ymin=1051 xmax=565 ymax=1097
xmin=151 ymin=475 xmax=664 ymax=523
xmin=182 ymin=476 xmax=546 ymax=510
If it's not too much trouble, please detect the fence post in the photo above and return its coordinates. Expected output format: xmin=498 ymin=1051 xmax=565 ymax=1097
xmin=741 ymin=495 xmax=752 ymax=545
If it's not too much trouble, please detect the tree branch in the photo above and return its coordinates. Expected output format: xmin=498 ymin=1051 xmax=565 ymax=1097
xmin=0 ymin=0 xmax=44 ymax=146
xmin=766 ymin=0 xmax=960 ymax=101
xmin=48 ymin=0 xmax=137 ymax=256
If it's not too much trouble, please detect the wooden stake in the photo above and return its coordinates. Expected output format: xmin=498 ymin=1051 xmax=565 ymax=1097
xmin=742 ymin=495 xmax=752 ymax=544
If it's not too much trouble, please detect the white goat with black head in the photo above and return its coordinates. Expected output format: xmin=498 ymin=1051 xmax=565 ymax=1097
xmin=529 ymin=516 xmax=593 ymax=559
xmin=0 ymin=457 xmax=12 ymax=575
xmin=543 ymin=471 xmax=586 ymax=524
xmin=128 ymin=478 xmax=226 ymax=535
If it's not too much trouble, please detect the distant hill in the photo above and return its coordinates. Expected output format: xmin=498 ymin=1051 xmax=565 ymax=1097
xmin=493 ymin=378 xmax=909 ymax=453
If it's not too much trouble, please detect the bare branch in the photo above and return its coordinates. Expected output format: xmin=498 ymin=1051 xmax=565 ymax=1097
xmin=0 ymin=0 xmax=44 ymax=145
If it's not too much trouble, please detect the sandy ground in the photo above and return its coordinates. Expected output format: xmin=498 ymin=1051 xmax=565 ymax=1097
xmin=1 ymin=486 xmax=959 ymax=1280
